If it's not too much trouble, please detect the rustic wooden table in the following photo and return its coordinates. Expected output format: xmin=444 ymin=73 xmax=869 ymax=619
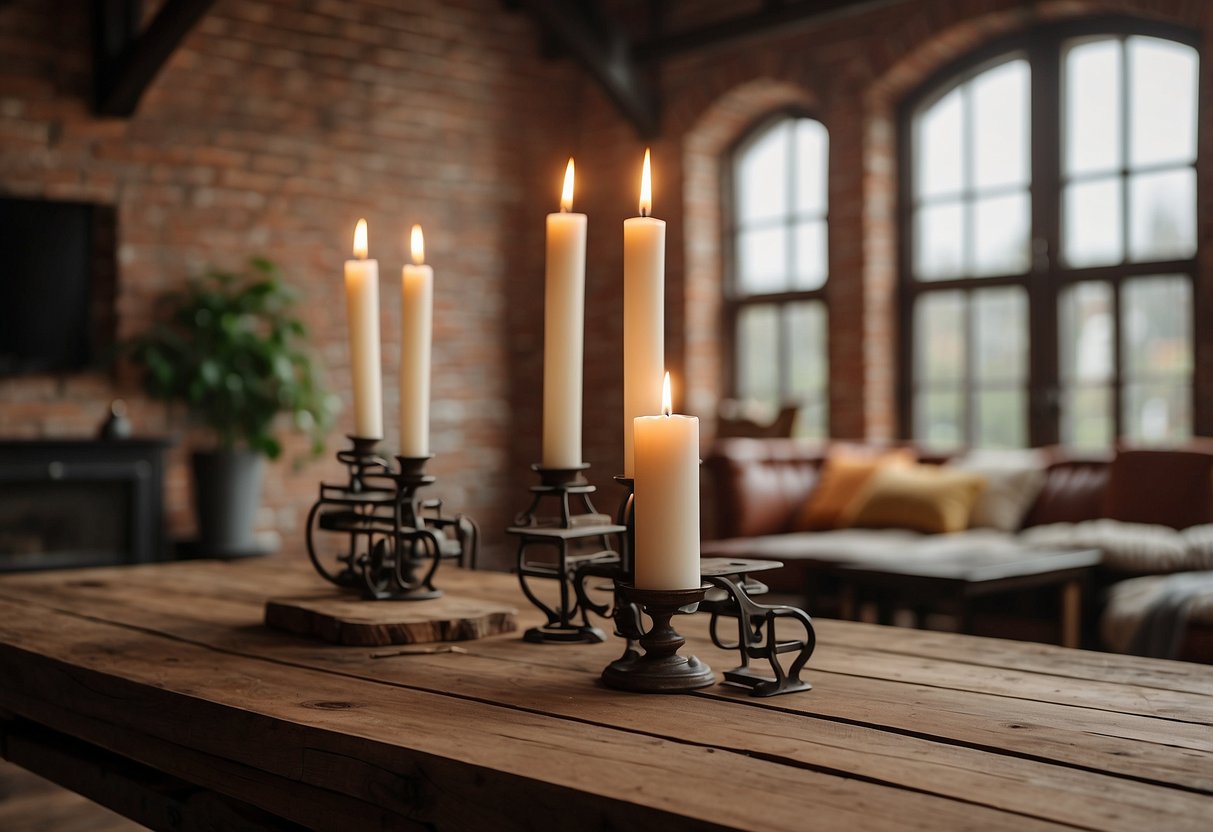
xmin=0 ymin=558 xmax=1210 ymax=831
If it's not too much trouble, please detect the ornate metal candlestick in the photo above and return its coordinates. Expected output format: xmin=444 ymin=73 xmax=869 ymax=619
xmin=601 ymin=583 xmax=716 ymax=693
xmin=700 ymin=558 xmax=815 ymax=697
xmin=305 ymin=437 xmax=477 ymax=600
xmin=507 ymin=464 xmax=625 ymax=643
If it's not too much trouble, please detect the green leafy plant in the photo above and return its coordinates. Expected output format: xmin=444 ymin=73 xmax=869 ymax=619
xmin=128 ymin=257 xmax=337 ymax=459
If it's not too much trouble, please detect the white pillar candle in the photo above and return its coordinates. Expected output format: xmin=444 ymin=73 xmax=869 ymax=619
xmin=633 ymin=373 xmax=701 ymax=590
xmin=623 ymin=148 xmax=665 ymax=477
xmin=400 ymin=224 xmax=433 ymax=457
xmin=343 ymin=218 xmax=383 ymax=440
xmin=542 ymin=158 xmax=588 ymax=469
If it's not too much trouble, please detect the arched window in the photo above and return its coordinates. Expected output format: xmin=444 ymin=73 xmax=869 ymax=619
xmin=902 ymin=21 xmax=1198 ymax=449
xmin=727 ymin=114 xmax=828 ymax=437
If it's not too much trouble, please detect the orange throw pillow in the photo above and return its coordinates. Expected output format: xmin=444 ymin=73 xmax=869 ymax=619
xmin=844 ymin=464 xmax=987 ymax=534
xmin=793 ymin=448 xmax=914 ymax=531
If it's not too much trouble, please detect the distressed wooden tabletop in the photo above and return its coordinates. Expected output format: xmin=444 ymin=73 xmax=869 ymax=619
xmin=0 ymin=557 xmax=1210 ymax=831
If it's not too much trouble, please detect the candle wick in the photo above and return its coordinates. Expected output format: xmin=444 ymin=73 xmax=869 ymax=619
xmin=640 ymin=207 xmax=649 ymax=218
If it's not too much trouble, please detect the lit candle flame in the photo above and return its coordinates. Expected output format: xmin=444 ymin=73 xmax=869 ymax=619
xmin=639 ymin=148 xmax=652 ymax=217
xmin=353 ymin=218 xmax=368 ymax=260
xmin=560 ymin=158 xmax=575 ymax=212
xmin=662 ymin=371 xmax=672 ymax=417
xmin=410 ymin=224 xmax=425 ymax=265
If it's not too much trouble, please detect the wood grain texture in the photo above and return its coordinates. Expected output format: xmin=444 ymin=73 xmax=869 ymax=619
xmin=0 ymin=558 xmax=1211 ymax=832
xmin=264 ymin=592 xmax=517 ymax=645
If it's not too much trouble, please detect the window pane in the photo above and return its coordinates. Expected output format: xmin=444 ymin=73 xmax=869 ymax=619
xmin=1065 ymin=38 xmax=1121 ymax=176
xmin=1063 ymin=177 xmax=1122 ymax=267
xmin=973 ymin=191 xmax=1030 ymax=276
xmin=1128 ymin=168 xmax=1195 ymax=262
xmin=794 ymin=119 xmax=828 ymax=215
xmin=1060 ymin=281 xmax=1113 ymax=383
xmin=915 ymin=291 xmax=964 ymax=382
xmin=915 ymin=389 xmax=964 ymax=447
xmin=1124 ymin=382 xmax=1190 ymax=444
xmin=785 ymin=301 xmax=827 ymax=438
xmin=1122 ymin=276 xmax=1192 ymax=378
xmin=974 ymin=389 xmax=1026 ymax=449
xmin=792 ymin=220 xmax=827 ymax=290
xmin=737 ymin=225 xmax=788 ymax=293
xmin=916 ymin=87 xmax=964 ymax=200
xmin=914 ymin=200 xmax=964 ymax=280
xmin=736 ymin=304 xmax=779 ymax=403
xmin=1129 ymin=36 xmax=1197 ymax=168
xmin=973 ymin=287 xmax=1027 ymax=382
xmin=1063 ymin=385 xmax=1114 ymax=449
xmin=973 ymin=59 xmax=1030 ymax=190
xmin=735 ymin=121 xmax=790 ymax=225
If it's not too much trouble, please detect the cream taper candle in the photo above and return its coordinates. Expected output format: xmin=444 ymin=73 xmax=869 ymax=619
xmin=542 ymin=158 xmax=588 ymax=469
xmin=343 ymin=218 xmax=383 ymax=440
xmin=400 ymin=224 xmax=433 ymax=457
xmin=633 ymin=373 xmax=700 ymax=590
xmin=623 ymin=148 xmax=665 ymax=477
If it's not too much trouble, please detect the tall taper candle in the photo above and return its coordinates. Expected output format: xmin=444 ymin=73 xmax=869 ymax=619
xmin=343 ymin=218 xmax=383 ymax=440
xmin=400 ymin=225 xmax=433 ymax=457
xmin=623 ymin=148 xmax=665 ymax=477
xmin=542 ymin=159 xmax=588 ymax=468
xmin=633 ymin=373 xmax=701 ymax=590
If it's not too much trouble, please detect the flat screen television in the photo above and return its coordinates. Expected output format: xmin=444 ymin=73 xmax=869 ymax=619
xmin=0 ymin=196 xmax=115 ymax=375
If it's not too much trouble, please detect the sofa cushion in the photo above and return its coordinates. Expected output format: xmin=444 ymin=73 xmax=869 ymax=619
xmin=1100 ymin=571 xmax=1213 ymax=656
xmin=792 ymin=447 xmax=913 ymax=531
xmin=845 ymin=464 xmax=987 ymax=534
xmin=948 ymin=451 xmax=1047 ymax=533
xmin=1105 ymin=448 xmax=1213 ymax=530
xmin=1021 ymin=457 xmax=1110 ymax=528
xmin=1021 ymin=519 xmax=1207 ymax=574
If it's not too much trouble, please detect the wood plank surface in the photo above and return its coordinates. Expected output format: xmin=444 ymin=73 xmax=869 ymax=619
xmin=1 ymin=558 xmax=1211 ymax=832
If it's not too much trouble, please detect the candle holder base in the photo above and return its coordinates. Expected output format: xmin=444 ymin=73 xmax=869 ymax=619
xmin=523 ymin=623 xmax=607 ymax=644
xmin=305 ymin=441 xmax=478 ymax=600
xmin=600 ymin=584 xmax=715 ymax=693
xmin=508 ymin=463 xmax=626 ymax=644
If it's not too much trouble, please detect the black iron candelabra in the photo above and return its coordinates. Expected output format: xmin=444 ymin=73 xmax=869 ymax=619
xmin=305 ymin=436 xmax=478 ymax=600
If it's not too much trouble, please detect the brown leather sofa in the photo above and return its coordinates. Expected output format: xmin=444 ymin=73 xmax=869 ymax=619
xmin=701 ymin=438 xmax=1213 ymax=656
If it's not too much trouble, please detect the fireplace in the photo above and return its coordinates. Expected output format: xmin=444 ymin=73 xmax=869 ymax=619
xmin=0 ymin=439 xmax=168 ymax=572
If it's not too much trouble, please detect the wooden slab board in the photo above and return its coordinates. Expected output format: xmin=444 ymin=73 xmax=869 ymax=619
xmin=263 ymin=593 xmax=516 ymax=645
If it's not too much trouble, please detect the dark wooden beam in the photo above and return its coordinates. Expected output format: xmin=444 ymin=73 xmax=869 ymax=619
xmin=635 ymin=0 xmax=912 ymax=61
xmin=94 ymin=0 xmax=215 ymax=117
xmin=517 ymin=0 xmax=659 ymax=138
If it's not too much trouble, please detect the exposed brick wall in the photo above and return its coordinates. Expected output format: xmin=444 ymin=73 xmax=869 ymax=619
xmin=3 ymin=0 xmax=1211 ymax=570
xmin=0 ymin=0 xmax=578 ymax=568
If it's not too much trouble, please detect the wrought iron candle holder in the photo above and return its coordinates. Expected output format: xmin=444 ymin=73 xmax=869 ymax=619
xmin=699 ymin=558 xmax=815 ymax=697
xmin=507 ymin=464 xmax=626 ymax=643
xmin=600 ymin=583 xmax=716 ymax=693
xmin=305 ymin=436 xmax=478 ymax=600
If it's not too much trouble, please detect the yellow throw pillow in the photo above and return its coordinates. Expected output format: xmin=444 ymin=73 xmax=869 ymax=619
xmin=845 ymin=464 xmax=987 ymax=534
xmin=793 ymin=448 xmax=914 ymax=531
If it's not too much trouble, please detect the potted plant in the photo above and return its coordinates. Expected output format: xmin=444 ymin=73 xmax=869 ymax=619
xmin=128 ymin=258 xmax=337 ymax=554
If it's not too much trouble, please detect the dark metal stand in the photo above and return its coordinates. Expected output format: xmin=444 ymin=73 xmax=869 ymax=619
xmin=601 ymin=584 xmax=716 ymax=693
xmin=700 ymin=558 xmax=815 ymax=697
xmin=508 ymin=464 xmax=625 ymax=643
xmin=304 ymin=437 xmax=478 ymax=600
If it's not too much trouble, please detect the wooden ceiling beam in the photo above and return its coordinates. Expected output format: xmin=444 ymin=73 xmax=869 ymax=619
xmin=635 ymin=0 xmax=911 ymax=61
xmin=517 ymin=0 xmax=659 ymax=138
xmin=93 ymin=0 xmax=215 ymax=116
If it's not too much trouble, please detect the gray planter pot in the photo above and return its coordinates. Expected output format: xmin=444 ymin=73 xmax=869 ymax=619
xmin=192 ymin=450 xmax=264 ymax=554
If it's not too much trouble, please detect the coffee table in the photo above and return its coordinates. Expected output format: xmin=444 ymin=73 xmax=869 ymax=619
xmin=830 ymin=547 xmax=1102 ymax=647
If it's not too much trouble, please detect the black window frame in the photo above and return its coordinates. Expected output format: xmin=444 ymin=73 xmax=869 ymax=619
xmin=723 ymin=108 xmax=830 ymax=432
xmin=897 ymin=15 xmax=1201 ymax=448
